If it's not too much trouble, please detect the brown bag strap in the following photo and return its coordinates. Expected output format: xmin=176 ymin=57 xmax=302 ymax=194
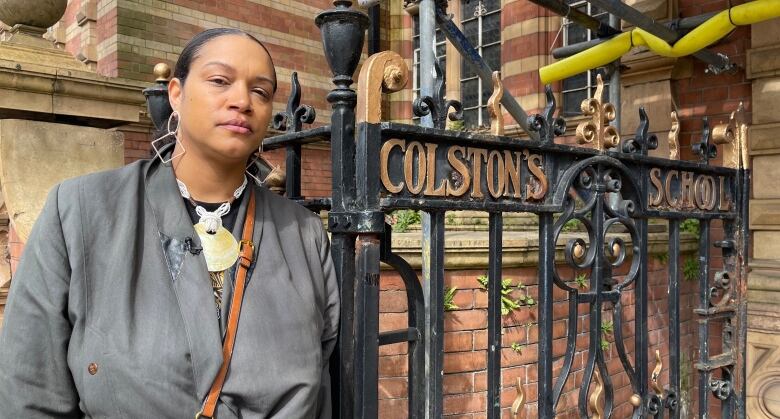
xmin=196 ymin=187 xmax=256 ymax=419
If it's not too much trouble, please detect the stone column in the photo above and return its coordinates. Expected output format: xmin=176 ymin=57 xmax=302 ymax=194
xmin=745 ymin=19 xmax=780 ymax=418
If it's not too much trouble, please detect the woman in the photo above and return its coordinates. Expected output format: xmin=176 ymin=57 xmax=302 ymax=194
xmin=0 ymin=28 xmax=338 ymax=418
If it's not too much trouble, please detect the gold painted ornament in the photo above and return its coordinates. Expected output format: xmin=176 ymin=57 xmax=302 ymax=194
xmin=194 ymin=222 xmax=240 ymax=272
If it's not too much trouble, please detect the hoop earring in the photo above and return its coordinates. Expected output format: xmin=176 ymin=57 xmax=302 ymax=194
xmin=151 ymin=111 xmax=186 ymax=164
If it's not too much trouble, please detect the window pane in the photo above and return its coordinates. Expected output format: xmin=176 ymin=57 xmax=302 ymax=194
xmin=481 ymin=79 xmax=493 ymax=106
xmin=591 ymin=85 xmax=609 ymax=103
xmin=563 ymin=72 xmax=587 ymax=91
xmin=563 ymin=89 xmax=588 ymax=116
xmin=462 ymin=56 xmax=476 ymax=79
xmin=481 ymin=107 xmax=491 ymax=127
xmin=566 ymin=23 xmax=588 ymax=45
xmin=482 ymin=14 xmax=500 ymax=45
xmin=436 ymin=29 xmax=445 ymax=43
xmin=462 ymin=78 xmax=479 ymax=108
xmin=482 ymin=44 xmax=500 ymax=72
xmin=463 ymin=19 xmax=478 ymax=46
xmin=436 ymin=42 xmax=447 ymax=59
xmin=484 ymin=0 xmax=501 ymax=12
xmin=463 ymin=108 xmax=479 ymax=129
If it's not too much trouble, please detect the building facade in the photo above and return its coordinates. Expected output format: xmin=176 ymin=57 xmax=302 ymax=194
xmin=0 ymin=0 xmax=777 ymax=416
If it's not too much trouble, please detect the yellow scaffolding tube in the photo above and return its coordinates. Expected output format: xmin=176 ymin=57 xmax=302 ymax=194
xmin=539 ymin=0 xmax=780 ymax=84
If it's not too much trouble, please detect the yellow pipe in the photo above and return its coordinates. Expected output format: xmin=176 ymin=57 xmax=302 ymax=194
xmin=540 ymin=0 xmax=780 ymax=84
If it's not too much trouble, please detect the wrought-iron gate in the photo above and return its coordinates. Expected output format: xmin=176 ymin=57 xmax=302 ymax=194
xmin=142 ymin=1 xmax=750 ymax=417
xmin=259 ymin=2 xmax=751 ymax=417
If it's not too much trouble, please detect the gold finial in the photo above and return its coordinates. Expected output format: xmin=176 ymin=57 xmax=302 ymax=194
xmin=713 ymin=102 xmax=748 ymax=169
xmin=573 ymin=242 xmax=585 ymax=260
xmin=511 ymin=377 xmax=526 ymax=419
xmin=589 ymin=369 xmax=605 ymax=419
xmin=356 ymin=51 xmax=409 ymax=124
xmin=651 ymin=349 xmax=663 ymax=395
xmin=630 ymin=394 xmax=642 ymax=407
xmin=669 ymin=111 xmax=680 ymax=160
xmin=154 ymin=62 xmax=172 ymax=82
xmin=487 ymin=71 xmax=505 ymax=136
xmin=576 ymin=74 xmax=619 ymax=151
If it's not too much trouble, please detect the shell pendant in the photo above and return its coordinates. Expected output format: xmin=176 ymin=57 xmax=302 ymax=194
xmin=194 ymin=222 xmax=239 ymax=271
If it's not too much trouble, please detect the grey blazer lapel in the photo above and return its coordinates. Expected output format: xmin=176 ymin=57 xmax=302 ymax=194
xmin=144 ymin=157 xmax=223 ymax=401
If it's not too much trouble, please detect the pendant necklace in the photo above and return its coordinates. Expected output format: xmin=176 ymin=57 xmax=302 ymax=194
xmin=176 ymin=176 xmax=248 ymax=271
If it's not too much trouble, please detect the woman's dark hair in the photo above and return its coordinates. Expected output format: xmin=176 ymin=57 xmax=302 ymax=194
xmin=173 ymin=28 xmax=277 ymax=92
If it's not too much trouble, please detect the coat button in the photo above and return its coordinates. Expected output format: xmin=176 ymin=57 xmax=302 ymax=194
xmin=88 ymin=363 xmax=98 ymax=375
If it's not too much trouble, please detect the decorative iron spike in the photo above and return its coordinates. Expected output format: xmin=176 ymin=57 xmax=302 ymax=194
xmin=487 ymin=71 xmax=504 ymax=136
xmin=669 ymin=110 xmax=680 ymax=160
xmin=412 ymin=57 xmax=463 ymax=129
xmin=511 ymin=376 xmax=525 ymax=419
xmin=356 ymin=51 xmax=409 ymax=124
xmin=576 ymin=74 xmax=619 ymax=151
xmin=589 ymin=369 xmax=605 ymax=419
xmin=528 ymin=85 xmax=566 ymax=143
xmin=621 ymin=107 xmax=658 ymax=155
xmin=273 ymin=72 xmax=316 ymax=133
xmin=692 ymin=117 xmax=717 ymax=164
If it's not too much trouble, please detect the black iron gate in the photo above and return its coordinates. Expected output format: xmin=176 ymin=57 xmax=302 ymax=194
xmin=258 ymin=2 xmax=752 ymax=417
xmin=141 ymin=1 xmax=750 ymax=417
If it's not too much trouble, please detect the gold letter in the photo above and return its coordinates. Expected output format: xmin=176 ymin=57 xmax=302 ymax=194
xmin=681 ymin=171 xmax=695 ymax=209
xmin=503 ymin=151 xmax=522 ymax=198
xmin=467 ymin=147 xmax=488 ymax=198
xmin=447 ymin=146 xmax=471 ymax=197
xmin=424 ymin=143 xmax=446 ymax=196
xmin=380 ymin=139 xmax=405 ymax=193
xmin=649 ymin=167 xmax=664 ymax=207
xmin=404 ymin=141 xmax=426 ymax=195
xmin=486 ymin=150 xmax=505 ymax=199
xmin=665 ymin=170 xmax=680 ymax=208
xmin=526 ymin=153 xmax=548 ymax=200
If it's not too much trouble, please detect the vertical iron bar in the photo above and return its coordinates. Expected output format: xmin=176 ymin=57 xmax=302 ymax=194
xmin=422 ymin=211 xmax=445 ymax=419
xmin=354 ymin=235 xmax=381 ymax=419
xmin=634 ymin=218 xmax=649 ymax=418
xmin=538 ymin=212 xmax=555 ymax=418
xmin=487 ymin=212 xmax=503 ymax=419
xmin=697 ymin=220 xmax=711 ymax=418
xmin=737 ymin=170 xmax=750 ymax=418
xmin=285 ymin=144 xmax=302 ymax=200
xmin=668 ymin=219 xmax=681 ymax=419
xmin=367 ymin=5 xmax=380 ymax=54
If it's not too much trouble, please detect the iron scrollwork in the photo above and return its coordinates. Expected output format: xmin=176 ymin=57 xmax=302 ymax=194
xmin=412 ymin=57 xmax=463 ymax=129
xmin=273 ymin=72 xmax=316 ymax=133
xmin=527 ymin=85 xmax=566 ymax=143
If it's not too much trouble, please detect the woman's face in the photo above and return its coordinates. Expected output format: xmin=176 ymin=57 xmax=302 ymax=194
xmin=169 ymin=34 xmax=276 ymax=164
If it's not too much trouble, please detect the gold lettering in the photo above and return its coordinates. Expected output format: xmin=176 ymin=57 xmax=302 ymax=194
xmin=380 ymin=139 xmax=405 ymax=193
xmin=486 ymin=150 xmax=505 ymax=199
xmin=649 ymin=167 xmax=664 ymax=206
xmin=704 ymin=176 xmax=717 ymax=210
xmin=424 ymin=143 xmax=446 ymax=196
xmin=719 ymin=176 xmax=731 ymax=211
xmin=467 ymin=147 xmax=488 ymax=198
xmin=526 ymin=153 xmax=548 ymax=200
xmin=665 ymin=170 xmax=680 ymax=208
xmin=681 ymin=171 xmax=695 ymax=209
xmin=503 ymin=151 xmax=522 ymax=198
xmin=447 ymin=146 xmax=470 ymax=197
xmin=694 ymin=175 xmax=708 ymax=209
xmin=404 ymin=141 xmax=426 ymax=195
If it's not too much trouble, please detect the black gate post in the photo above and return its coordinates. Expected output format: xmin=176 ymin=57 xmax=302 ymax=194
xmin=316 ymin=2 xmax=369 ymax=418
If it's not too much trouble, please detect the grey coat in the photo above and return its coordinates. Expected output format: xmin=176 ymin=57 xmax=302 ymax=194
xmin=0 ymin=154 xmax=339 ymax=418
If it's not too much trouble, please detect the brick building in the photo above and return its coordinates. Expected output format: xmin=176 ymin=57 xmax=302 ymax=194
xmin=1 ymin=0 xmax=777 ymax=417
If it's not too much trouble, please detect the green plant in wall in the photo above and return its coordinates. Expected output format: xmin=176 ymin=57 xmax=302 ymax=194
xmin=680 ymin=218 xmax=700 ymax=236
xmin=444 ymin=286 xmax=459 ymax=311
xmin=391 ymin=209 xmax=421 ymax=233
xmin=654 ymin=252 xmax=669 ymax=264
xmin=574 ymin=273 xmax=588 ymax=289
xmin=477 ymin=275 xmax=536 ymax=316
xmin=446 ymin=212 xmax=456 ymax=225
xmin=600 ymin=320 xmax=614 ymax=351
xmin=562 ymin=218 xmax=580 ymax=232
xmin=447 ymin=119 xmax=466 ymax=131
xmin=510 ymin=342 xmax=524 ymax=354
xmin=683 ymin=256 xmax=700 ymax=281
